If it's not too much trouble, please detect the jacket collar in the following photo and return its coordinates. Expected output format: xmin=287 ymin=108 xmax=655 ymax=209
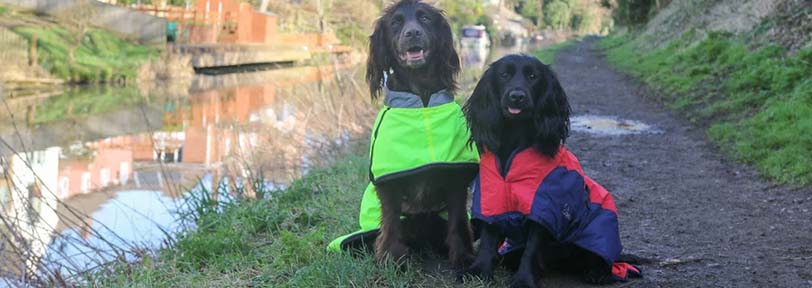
xmin=383 ymin=86 xmax=454 ymax=108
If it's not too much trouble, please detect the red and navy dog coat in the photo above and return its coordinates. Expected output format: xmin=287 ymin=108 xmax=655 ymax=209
xmin=471 ymin=146 xmax=641 ymax=281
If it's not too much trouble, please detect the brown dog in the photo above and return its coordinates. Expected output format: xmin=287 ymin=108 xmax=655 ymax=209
xmin=364 ymin=0 xmax=478 ymax=268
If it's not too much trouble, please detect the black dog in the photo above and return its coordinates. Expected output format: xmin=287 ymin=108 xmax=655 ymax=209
xmin=462 ymin=55 xmax=639 ymax=286
xmin=364 ymin=0 xmax=477 ymax=268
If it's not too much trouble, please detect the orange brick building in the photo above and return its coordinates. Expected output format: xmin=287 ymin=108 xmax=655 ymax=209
xmin=187 ymin=0 xmax=278 ymax=44
xmin=138 ymin=0 xmax=341 ymax=47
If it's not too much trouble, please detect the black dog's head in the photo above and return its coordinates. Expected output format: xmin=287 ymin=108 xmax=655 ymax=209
xmin=366 ymin=0 xmax=460 ymax=99
xmin=464 ymin=54 xmax=571 ymax=157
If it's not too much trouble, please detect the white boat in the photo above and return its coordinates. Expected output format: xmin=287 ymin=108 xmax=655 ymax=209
xmin=460 ymin=25 xmax=491 ymax=49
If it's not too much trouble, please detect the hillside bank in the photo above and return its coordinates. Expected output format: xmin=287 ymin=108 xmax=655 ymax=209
xmin=598 ymin=0 xmax=812 ymax=185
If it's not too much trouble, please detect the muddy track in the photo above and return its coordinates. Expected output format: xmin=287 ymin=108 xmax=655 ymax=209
xmin=548 ymin=38 xmax=812 ymax=287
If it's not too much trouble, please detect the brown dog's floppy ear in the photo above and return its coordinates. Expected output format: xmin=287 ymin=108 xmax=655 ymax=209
xmin=532 ymin=64 xmax=571 ymax=157
xmin=463 ymin=67 xmax=501 ymax=153
xmin=432 ymin=8 xmax=461 ymax=94
xmin=366 ymin=15 xmax=391 ymax=99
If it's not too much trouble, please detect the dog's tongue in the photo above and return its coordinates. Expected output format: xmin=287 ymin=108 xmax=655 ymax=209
xmin=508 ymin=107 xmax=522 ymax=115
xmin=406 ymin=49 xmax=424 ymax=61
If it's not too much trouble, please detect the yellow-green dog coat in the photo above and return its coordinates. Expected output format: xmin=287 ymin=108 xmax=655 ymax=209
xmin=328 ymin=88 xmax=479 ymax=252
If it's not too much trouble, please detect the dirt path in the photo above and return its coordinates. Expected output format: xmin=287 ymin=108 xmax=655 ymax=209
xmin=550 ymin=38 xmax=812 ymax=287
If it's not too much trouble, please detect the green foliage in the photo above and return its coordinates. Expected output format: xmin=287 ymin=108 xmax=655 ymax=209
xmin=12 ymin=26 xmax=156 ymax=83
xmin=600 ymin=32 xmax=812 ymax=185
xmin=438 ymin=0 xmax=489 ymax=34
xmin=609 ymin=0 xmax=664 ymax=26
xmin=545 ymin=0 xmax=573 ymax=30
xmin=517 ymin=0 xmax=543 ymax=27
xmin=515 ymin=0 xmax=608 ymax=33
xmin=0 ymin=5 xmax=8 ymax=15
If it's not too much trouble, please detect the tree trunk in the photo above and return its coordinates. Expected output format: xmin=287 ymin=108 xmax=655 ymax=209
xmin=259 ymin=0 xmax=270 ymax=12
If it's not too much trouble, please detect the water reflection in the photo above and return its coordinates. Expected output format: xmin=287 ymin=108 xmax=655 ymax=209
xmin=0 ymin=64 xmax=374 ymax=283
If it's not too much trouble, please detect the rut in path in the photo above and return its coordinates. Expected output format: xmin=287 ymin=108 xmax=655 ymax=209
xmin=552 ymin=38 xmax=812 ymax=287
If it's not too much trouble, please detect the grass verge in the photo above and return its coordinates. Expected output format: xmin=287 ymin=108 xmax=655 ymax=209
xmin=597 ymin=32 xmax=812 ymax=185
xmin=92 ymin=148 xmax=493 ymax=287
xmin=533 ymin=39 xmax=577 ymax=65
xmin=12 ymin=26 xmax=157 ymax=83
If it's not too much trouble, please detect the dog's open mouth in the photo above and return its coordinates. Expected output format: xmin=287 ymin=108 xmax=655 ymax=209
xmin=403 ymin=47 xmax=427 ymax=61
xmin=507 ymin=107 xmax=523 ymax=115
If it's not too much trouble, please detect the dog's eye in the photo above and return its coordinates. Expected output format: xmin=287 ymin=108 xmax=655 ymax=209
xmin=528 ymin=73 xmax=536 ymax=80
xmin=391 ymin=15 xmax=404 ymax=27
xmin=420 ymin=15 xmax=431 ymax=23
xmin=500 ymin=72 xmax=510 ymax=79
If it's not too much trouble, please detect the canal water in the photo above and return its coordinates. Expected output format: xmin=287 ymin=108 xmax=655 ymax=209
xmin=0 ymin=43 xmax=535 ymax=283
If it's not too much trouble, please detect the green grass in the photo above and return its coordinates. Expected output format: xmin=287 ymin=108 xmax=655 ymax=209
xmin=92 ymin=150 xmax=496 ymax=287
xmin=599 ymin=32 xmax=812 ymax=185
xmin=12 ymin=26 xmax=157 ymax=83
xmin=0 ymin=5 xmax=8 ymax=15
xmin=533 ymin=39 xmax=577 ymax=65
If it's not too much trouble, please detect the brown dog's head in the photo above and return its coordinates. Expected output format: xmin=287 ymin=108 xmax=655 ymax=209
xmin=366 ymin=0 xmax=460 ymax=99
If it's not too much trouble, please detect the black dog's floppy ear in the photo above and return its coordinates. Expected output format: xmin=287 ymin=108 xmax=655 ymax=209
xmin=532 ymin=64 xmax=571 ymax=157
xmin=366 ymin=15 xmax=391 ymax=99
xmin=463 ymin=67 xmax=501 ymax=153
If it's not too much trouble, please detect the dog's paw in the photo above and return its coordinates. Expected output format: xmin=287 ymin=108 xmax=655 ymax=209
xmin=449 ymin=252 xmax=475 ymax=269
xmin=510 ymin=271 xmax=538 ymax=288
xmin=375 ymin=242 xmax=409 ymax=265
xmin=458 ymin=261 xmax=494 ymax=283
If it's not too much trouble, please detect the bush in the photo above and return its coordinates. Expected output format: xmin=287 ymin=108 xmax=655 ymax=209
xmin=545 ymin=1 xmax=572 ymax=30
xmin=608 ymin=0 xmax=671 ymax=26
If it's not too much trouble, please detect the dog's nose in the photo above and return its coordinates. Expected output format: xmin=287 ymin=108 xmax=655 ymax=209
xmin=509 ymin=90 xmax=527 ymax=103
xmin=404 ymin=28 xmax=422 ymax=39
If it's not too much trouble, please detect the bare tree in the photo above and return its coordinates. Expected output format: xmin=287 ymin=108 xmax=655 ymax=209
xmin=260 ymin=0 xmax=270 ymax=12
xmin=315 ymin=0 xmax=333 ymax=34
xmin=62 ymin=0 xmax=96 ymax=66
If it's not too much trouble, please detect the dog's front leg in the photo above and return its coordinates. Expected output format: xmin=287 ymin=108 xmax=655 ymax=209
xmin=511 ymin=222 xmax=546 ymax=288
xmin=375 ymin=186 xmax=408 ymax=263
xmin=445 ymin=184 xmax=474 ymax=268
xmin=462 ymin=223 xmax=503 ymax=281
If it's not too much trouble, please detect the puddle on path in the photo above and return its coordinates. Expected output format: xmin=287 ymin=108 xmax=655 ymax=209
xmin=571 ymin=115 xmax=662 ymax=136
